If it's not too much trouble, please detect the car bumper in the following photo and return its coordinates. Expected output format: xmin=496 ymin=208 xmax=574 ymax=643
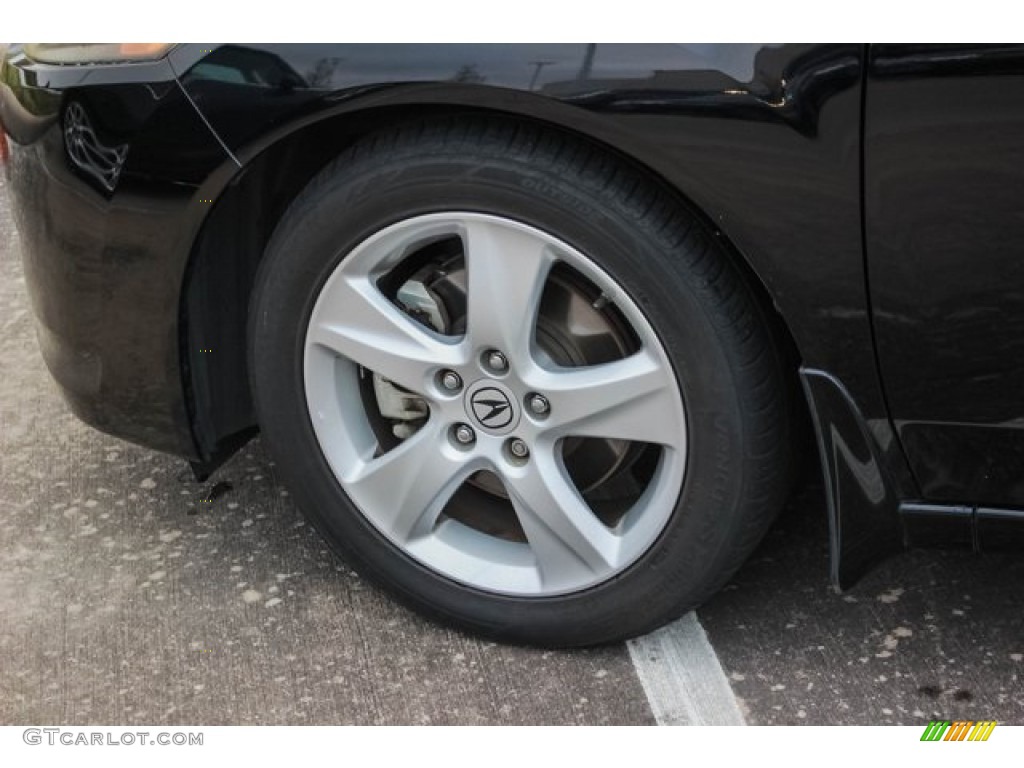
xmin=1 ymin=46 xmax=233 ymax=459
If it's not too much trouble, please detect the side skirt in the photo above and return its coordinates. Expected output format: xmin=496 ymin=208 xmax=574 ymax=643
xmin=901 ymin=503 xmax=1024 ymax=552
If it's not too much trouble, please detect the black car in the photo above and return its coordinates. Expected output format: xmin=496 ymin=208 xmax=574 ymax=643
xmin=3 ymin=43 xmax=1022 ymax=647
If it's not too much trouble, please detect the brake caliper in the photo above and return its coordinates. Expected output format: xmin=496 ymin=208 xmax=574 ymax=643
xmin=372 ymin=272 xmax=457 ymax=440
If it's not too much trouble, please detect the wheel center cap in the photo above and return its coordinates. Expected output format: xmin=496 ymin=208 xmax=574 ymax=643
xmin=465 ymin=380 xmax=520 ymax=435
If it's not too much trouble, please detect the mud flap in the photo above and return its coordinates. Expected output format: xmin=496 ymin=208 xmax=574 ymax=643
xmin=800 ymin=368 xmax=904 ymax=590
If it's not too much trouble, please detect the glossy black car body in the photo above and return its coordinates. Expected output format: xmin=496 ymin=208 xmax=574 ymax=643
xmin=3 ymin=43 xmax=1023 ymax=591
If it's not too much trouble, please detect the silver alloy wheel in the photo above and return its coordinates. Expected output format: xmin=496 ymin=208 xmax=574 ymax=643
xmin=303 ymin=212 xmax=687 ymax=596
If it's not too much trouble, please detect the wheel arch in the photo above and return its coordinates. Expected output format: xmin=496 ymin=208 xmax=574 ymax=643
xmin=180 ymin=91 xmax=807 ymax=477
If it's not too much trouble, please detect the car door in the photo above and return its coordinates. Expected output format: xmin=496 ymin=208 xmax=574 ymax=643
xmin=865 ymin=44 xmax=1024 ymax=507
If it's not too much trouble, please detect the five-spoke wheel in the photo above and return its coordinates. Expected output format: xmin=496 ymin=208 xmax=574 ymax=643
xmin=303 ymin=213 xmax=687 ymax=595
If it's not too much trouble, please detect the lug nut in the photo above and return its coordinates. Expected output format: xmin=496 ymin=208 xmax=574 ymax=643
xmin=440 ymin=370 xmax=462 ymax=392
xmin=486 ymin=350 xmax=509 ymax=373
xmin=508 ymin=438 xmax=530 ymax=459
xmin=453 ymin=424 xmax=476 ymax=446
xmin=527 ymin=393 xmax=550 ymax=416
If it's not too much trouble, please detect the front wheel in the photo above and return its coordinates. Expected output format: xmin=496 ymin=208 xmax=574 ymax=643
xmin=249 ymin=118 xmax=795 ymax=646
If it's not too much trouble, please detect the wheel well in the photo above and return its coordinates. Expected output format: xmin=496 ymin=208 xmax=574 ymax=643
xmin=181 ymin=104 xmax=806 ymax=470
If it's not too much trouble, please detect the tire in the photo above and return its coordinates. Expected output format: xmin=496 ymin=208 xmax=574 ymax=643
xmin=249 ymin=117 xmax=795 ymax=647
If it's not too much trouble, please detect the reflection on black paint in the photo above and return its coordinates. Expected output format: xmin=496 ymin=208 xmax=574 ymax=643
xmin=541 ymin=45 xmax=860 ymax=136
xmin=63 ymin=101 xmax=128 ymax=192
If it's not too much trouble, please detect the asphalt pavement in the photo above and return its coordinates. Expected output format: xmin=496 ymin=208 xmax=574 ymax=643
xmin=1 ymin=174 xmax=1021 ymax=725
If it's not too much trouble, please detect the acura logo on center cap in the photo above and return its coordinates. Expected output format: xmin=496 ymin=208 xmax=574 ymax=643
xmin=470 ymin=387 xmax=514 ymax=429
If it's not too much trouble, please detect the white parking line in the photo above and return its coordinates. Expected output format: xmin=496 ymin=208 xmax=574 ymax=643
xmin=627 ymin=612 xmax=746 ymax=726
